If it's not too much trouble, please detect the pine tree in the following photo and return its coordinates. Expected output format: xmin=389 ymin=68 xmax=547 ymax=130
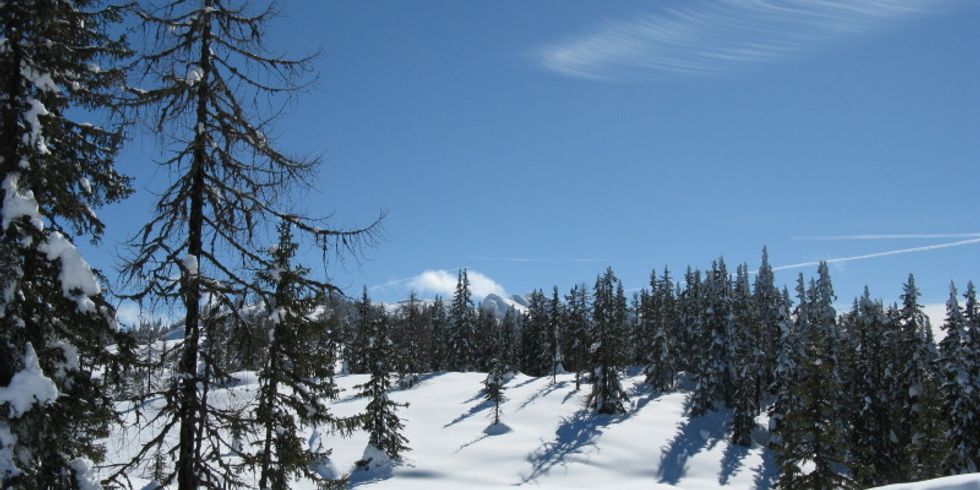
xmin=843 ymin=288 xmax=900 ymax=486
xmin=354 ymin=313 xmax=409 ymax=467
xmin=520 ymin=290 xmax=550 ymax=376
xmin=643 ymin=269 xmax=674 ymax=391
xmin=562 ymin=284 xmax=591 ymax=390
xmin=586 ymin=268 xmax=628 ymax=415
xmin=0 ymin=1 xmax=134 ymax=486
xmin=483 ymin=340 xmax=509 ymax=427
xmin=940 ymin=282 xmax=979 ymax=473
xmin=753 ymin=247 xmax=782 ymax=401
xmin=768 ymin=286 xmax=796 ymax=455
xmin=251 ymin=221 xmax=354 ymax=489
xmin=447 ymin=269 xmax=476 ymax=371
xmin=426 ymin=297 xmax=449 ymax=371
xmin=393 ymin=291 xmax=426 ymax=386
xmin=775 ymin=265 xmax=852 ymax=490
xmin=896 ymin=274 xmax=944 ymax=480
xmin=347 ymin=287 xmax=375 ymax=375
xmin=499 ymin=308 xmax=520 ymax=373
xmin=119 ymin=2 xmax=380 ymax=487
xmin=677 ymin=268 xmax=704 ymax=374
xmin=730 ymin=263 xmax=757 ymax=446
xmin=548 ymin=286 xmax=564 ymax=382
xmin=962 ymin=282 xmax=980 ymax=470
xmin=690 ymin=258 xmax=733 ymax=416
xmin=474 ymin=306 xmax=498 ymax=372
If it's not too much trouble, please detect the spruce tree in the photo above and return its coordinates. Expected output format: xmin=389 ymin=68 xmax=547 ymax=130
xmin=474 ymin=306 xmax=498 ymax=372
xmin=393 ymin=291 xmax=426 ymax=386
xmin=775 ymin=265 xmax=852 ymax=490
xmin=896 ymin=274 xmax=944 ymax=480
xmin=768 ymin=286 xmax=796 ymax=455
xmin=753 ymin=247 xmax=782 ymax=400
xmin=562 ymin=284 xmax=591 ymax=389
xmin=730 ymin=263 xmax=757 ymax=446
xmin=426 ymin=297 xmax=449 ymax=371
xmin=962 ymin=282 xmax=980 ymax=470
xmin=677 ymin=267 xmax=704 ymax=374
xmin=939 ymin=283 xmax=974 ymax=473
xmin=483 ymin=351 xmax=508 ymax=427
xmin=499 ymin=308 xmax=520 ymax=373
xmin=690 ymin=258 xmax=733 ymax=416
xmin=347 ymin=288 xmax=374 ymax=375
xmin=643 ymin=270 xmax=674 ymax=391
xmin=447 ymin=269 xmax=476 ymax=371
xmin=119 ymin=1 xmax=380 ymax=487
xmin=586 ymin=268 xmax=628 ymax=415
xmin=548 ymin=286 xmax=564 ymax=382
xmin=354 ymin=313 xmax=409 ymax=467
xmin=251 ymin=222 xmax=354 ymax=489
xmin=0 ymin=1 xmax=134 ymax=486
xmin=520 ymin=290 xmax=550 ymax=376
xmin=844 ymin=288 xmax=900 ymax=486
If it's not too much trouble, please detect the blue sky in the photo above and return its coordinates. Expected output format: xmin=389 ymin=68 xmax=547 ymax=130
xmin=84 ymin=0 xmax=980 ymax=317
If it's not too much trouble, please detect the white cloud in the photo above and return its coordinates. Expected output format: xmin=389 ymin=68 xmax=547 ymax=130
xmin=537 ymin=0 xmax=949 ymax=81
xmin=406 ymin=269 xmax=507 ymax=299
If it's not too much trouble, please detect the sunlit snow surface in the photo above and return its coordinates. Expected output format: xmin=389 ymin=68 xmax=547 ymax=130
xmin=105 ymin=370 xmax=979 ymax=489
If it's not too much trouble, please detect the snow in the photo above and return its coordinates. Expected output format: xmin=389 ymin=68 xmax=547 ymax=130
xmin=870 ymin=474 xmax=980 ymax=490
xmin=185 ymin=67 xmax=203 ymax=84
xmin=1 ymin=174 xmax=43 ymax=231
xmin=0 ymin=423 xmax=18 ymax=479
xmin=103 ymin=370 xmax=777 ymax=488
xmin=0 ymin=344 xmax=58 ymax=418
xmin=69 ymin=458 xmax=102 ymax=490
xmin=182 ymin=254 xmax=199 ymax=277
xmin=21 ymin=65 xmax=57 ymax=93
xmin=24 ymin=98 xmax=51 ymax=154
xmin=38 ymin=231 xmax=101 ymax=313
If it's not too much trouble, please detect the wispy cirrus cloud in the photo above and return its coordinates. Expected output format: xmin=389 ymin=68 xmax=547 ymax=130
xmin=537 ymin=0 xmax=950 ymax=81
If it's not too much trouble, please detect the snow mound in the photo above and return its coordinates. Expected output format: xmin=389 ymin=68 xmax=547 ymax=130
xmin=870 ymin=474 xmax=980 ymax=490
xmin=483 ymin=422 xmax=512 ymax=436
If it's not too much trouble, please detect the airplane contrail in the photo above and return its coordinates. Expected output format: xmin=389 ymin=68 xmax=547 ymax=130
xmin=773 ymin=237 xmax=980 ymax=272
xmin=793 ymin=233 xmax=980 ymax=241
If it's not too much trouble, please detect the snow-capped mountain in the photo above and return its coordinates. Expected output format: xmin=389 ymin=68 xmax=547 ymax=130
xmin=480 ymin=293 xmax=528 ymax=318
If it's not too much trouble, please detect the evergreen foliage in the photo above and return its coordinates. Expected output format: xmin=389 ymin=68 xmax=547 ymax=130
xmin=561 ymin=284 xmax=591 ymax=389
xmin=447 ymin=269 xmax=476 ymax=371
xmin=118 ymin=1 xmax=380 ymax=487
xmin=0 ymin=1 xmax=134 ymax=486
xmin=586 ymin=268 xmax=628 ymax=415
xmin=251 ymin=222 xmax=354 ymax=489
xmin=520 ymin=290 xmax=551 ymax=377
xmin=354 ymin=312 xmax=409 ymax=463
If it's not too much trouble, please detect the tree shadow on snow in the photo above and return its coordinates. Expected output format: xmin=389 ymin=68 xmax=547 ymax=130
xmin=751 ymin=443 xmax=777 ymax=490
xmin=626 ymin=382 xmax=667 ymax=414
xmin=517 ymin=380 xmax=569 ymax=412
xmin=657 ymin=406 xmax=731 ymax=486
xmin=719 ymin=440 xmax=750 ymax=486
xmin=443 ymin=394 xmax=492 ymax=429
xmin=394 ymin=371 xmax=446 ymax=391
xmin=520 ymin=410 xmax=628 ymax=484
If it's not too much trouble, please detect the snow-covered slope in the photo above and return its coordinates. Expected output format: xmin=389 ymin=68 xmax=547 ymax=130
xmin=106 ymin=371 xmax=780 ymax=488
xmin=870 ymin=474 xmax=980 ymax=490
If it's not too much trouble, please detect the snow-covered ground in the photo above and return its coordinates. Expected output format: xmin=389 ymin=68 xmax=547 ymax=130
xmin=104 ymin=370 xmax=980 ymax=489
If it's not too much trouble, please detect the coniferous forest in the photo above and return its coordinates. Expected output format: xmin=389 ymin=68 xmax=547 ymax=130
xmin=1 ymin=1 xmax=979 ymax=489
